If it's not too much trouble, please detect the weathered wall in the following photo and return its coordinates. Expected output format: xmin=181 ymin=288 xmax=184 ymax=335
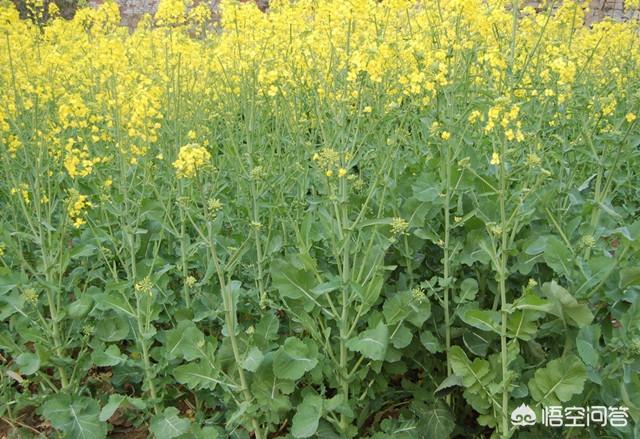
xmin=97 ymin=0 xmax=638 ymax=28
xmin=88 ymin=0 xmax=269 ymax=28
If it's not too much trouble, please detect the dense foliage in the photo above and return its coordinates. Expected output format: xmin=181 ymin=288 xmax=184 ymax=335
xmin=1 ymin=0 xmax=639 ymax=437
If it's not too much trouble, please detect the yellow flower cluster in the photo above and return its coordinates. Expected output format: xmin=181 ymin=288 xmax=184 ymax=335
xmin=173 ymin=144 xmax=212 ymax=178
xmin=64 ymin=139 xmax=101 ymax=178
xmin=10 ymin=184 xmax=30 ymax=205
xmin=312 ymin=148 xmax=352 ymax=178
xmin=67 ymin=189 xmax=92 ymax=228
xmin=0 ymin=0 xmax=638 ymax=243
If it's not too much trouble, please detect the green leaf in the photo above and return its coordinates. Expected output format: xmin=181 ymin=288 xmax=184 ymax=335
xmin=271 ymin=259 xmax=316 ymax=301
xmin=94 ymin=315 xmax=129 ymax=342
xmin=406 ymin=295 xmax=431 ymax=327
xmin=99 ymin=394 xmax=146 ymax=422
xmin=93 ymin=292 xmax=135 ymax=318
xmin=543 ymin=236 xmax=573 ymax=277
xmin=390 ymin=324 xmax=412 ymax=349
xmin=16 ymin=352 xmax=40 ymax=375
xmin=507 ymin=310 xmax=539 ymax=341
xmin=513 ymin=294 xmax=552 ymax=313
xmin=415 ymin=402 xmax=456 ymax=439
xmin=173 ymin=361 xmax=221 ymax=390
xmin=383 ymin=291 xmax=412 ymax=325
xmin=149 ymin=407 xmax=191 ymax=439
xmin=163 ymin=320 xmax=205 ymax=361
xmin=456 ymin=278 xmax=478 ymax=303
xmin=359 ymin=275 xmax=384 ymax=308
xmin=254 ymin=311 xmax=280 ymax=350
xmin=462 ymin=331 xmax=492 ymax=357
xmin=42 ymin=395 xmax=107 ymax=439
xmin=528 ymin=355 xmax=587 ymax=405
xmin=68 ymin=295 xmax=94 ymax=319
xmin=0 ymin=270 xmax=21 ymax=295
xmin=542 ymin=281 xmax=593 ymax=327
xmin=291 ymin=394 xmax=323 ymax=438
xmin=434 ymin=375 xmax=463 ymax=397
xmin=242 ymin=347 xmax=264 ymax=372
xmin=620 ymin=267 xmax=640 ymax=289
xmin=460 ymin=309 xmax=501 ymax=334
xmin=273 ymin=337 xmax=318 ymax=380
xmin=449 ymin=346 xmax=495 ymax=413
xmin=419 ymin=330 xmax=443 ymax=353
xmin=576 ymin=325 xmax=601 ymax=368
xmin=311 ymin=278 xmax=341 ymax=296
xmin=346 ymin=321 xmax=389 ymax=361
xmin=92 ymin=345 xmax=126 ymax=367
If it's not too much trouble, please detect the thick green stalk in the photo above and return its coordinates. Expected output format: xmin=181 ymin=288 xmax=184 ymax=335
xmin=443 ymin=138 xmax=452 ymax=381
xmin=179 ymin=206 xmax=191 ymax=308
xmin=250 ymin=180 xmax=267 ymax=308
xmin=498 ymin=145 xmax=509 ymax=439
xmin=338 ymin=176 xmax=351 ymax=434
xmin=210 ymin=236 xmax=263 ymax=439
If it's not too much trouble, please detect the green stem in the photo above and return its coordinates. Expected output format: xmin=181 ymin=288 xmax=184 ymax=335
xmin=210 ymin=232 xmax=263 ymax=439
xmin=339 ymin=175 xmax=351 ymax=434
xmin=498 ymin=145 xmax=510 ymax=439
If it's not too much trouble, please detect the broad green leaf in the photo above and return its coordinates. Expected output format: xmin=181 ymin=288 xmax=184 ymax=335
xmin=513 ymin=294 xmax=551 ymax=313
xmin=449 ymin=346 xmax=491 ymax=388
xmin=419 ymin=330 xmax=443 ymax=353
xmin=462 ymin=331 xmax=492 ymax=357
xmin=16 ymin=352 xmax=40 ymax=375
xmin=528 ymin=355 xmax=587 ymax=405
xmin=242 ymin=347 xmax=264 ymax=372
xmin=271 ymin=259 xmax=316 ymax=301
xmin=0 ymin=269 xmax=23 ymax=295
xmin=434 ymin=374 xmax=463 ymax=397
xmin=507 ymin=310 xmax=539 ymax=341
xmin=42 ymin=395 xmax=107 ymax=439
xmin=456 ymin=278 xmax=478 ymax=303
xmin=163 ymin=320 xmax=205 ymax=361
xmin=311 ymin=278 xmax=341 ymax=296
xmin=383 ymin=291 xmax=412 ymax=325
xmin=149 ymin=407 xmax=191 ymax=439
xmin=359 ymin=275 xmax=384 ymax=308
xmin=92 ymin=345 xmax=126 ymax=367
xmin=390 ymin=324 xmax=413 ymax=349
xmin=94 ymin=315 xmax=130 ymax=342
xmin=415 ymin=402 xmax=456 ymax=439
xmin=620 ymin=267 xmax=640 ymax=289
xmin=406 ymin=295 xmax=432 ymax=327
xmin=93 ymin=293 xmax=135 ymax=318
xmin=254 ymin=311 xmax=280 ymax=350
xmin=460 ymin=309 xmax=501 ymax=334
xmin=273 ymin=337 xmax=318 ymax=380
xmin=576 ymin=325 xmax=601 ymax=368
xmin=449 ymin=346 xmax=495 ymax=412
xmin=173 ymin=361 xmax=221 ymax=390
xmin=99 ymin=394 xmax=146 ymax=422
xmin=68 ymin=295 xmax=94 ymax=319
xmin=346 ymin=321 xmax=389 ymax=361
xmin=543 ymin=236 xmax=573 ymax=277
xmin=542 ymin=281 xmax=593 ymax=327
xmin=291 ymin=394 xmax=323 ymax=438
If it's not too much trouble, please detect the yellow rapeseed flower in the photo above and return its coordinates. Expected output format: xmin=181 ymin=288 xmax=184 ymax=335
xmin=173 ymin=144 xmax=212 ymax=179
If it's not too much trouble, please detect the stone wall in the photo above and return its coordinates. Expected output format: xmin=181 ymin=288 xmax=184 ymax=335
xmin=88 ymin=0 xmax=269 ymax=28
xmin=97 ymin=0 xmax=637 ymax=28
